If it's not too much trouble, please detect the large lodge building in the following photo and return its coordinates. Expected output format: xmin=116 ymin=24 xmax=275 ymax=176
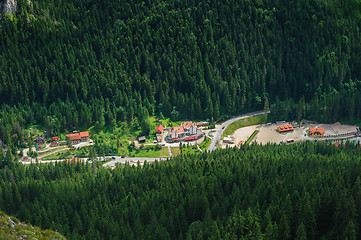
xmin=66 ymin=131 xmax=89 ymax=144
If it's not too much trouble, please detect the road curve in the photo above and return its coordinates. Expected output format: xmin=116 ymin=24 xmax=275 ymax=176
xmin=207 ymin=110 xmax=266 ymax=152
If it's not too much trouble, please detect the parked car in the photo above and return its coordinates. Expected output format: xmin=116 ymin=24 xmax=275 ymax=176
xmin=121 ymin=156 xmax=125 ymax=158
xmin=112 ymin=156 xmax=116 ymax=159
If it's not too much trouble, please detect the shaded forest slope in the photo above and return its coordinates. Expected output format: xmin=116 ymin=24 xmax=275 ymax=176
xmin=0 ymin=0 xmax=361 ymax=128
xmin=1 ymin=143 xmax=361 ymax=239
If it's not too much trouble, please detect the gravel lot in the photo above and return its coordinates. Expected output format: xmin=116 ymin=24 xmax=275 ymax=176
xmin=227 ymin=123 xmax=358 ymax=146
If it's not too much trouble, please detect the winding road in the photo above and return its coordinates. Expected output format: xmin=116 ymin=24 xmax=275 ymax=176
xmin=207 ymin=110 xmax=266 ymax=152
xmin=20 ymin=111 xmax=266 ymax=166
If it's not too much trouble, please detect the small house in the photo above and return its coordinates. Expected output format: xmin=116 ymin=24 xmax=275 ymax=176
xmin=138 ymin=136 xmax=146 ymax=143
xmin=156 ymin=125 xmax=164 ymax=135
xmin=52 ymin=136 xmax=59 ymax=142
xmin=50 ymin=142 xmax=58 ymax=147
xmin=33 ymin=135 xmax=46 ymax=144
xmin=223 ymin=137 xmax=234 ymax=144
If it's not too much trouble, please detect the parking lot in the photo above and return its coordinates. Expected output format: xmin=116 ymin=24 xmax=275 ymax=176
xmin=222 ymin=122 xmax=358 ymax=147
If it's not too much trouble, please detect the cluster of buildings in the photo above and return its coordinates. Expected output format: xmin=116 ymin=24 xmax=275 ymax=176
xmin=277 ymin=123 xmax=326 ymax=137
xmin=139 ymin=121 xmax=209 ymax=144
xmin=165 ymin=121 xmax=204 ymax=143
xmin=32 ymin=131 xmax=90 ymax=150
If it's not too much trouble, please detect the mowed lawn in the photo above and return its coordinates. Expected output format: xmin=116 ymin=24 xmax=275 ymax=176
xmin=134 ymin=147 xmax=170 ymax=157
xmin=222 ymin=114 xmax=266 ymax=138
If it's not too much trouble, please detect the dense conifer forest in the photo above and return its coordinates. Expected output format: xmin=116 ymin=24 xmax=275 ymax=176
xmin=0 ymin=143 xmax=361 ymax=239
xmin=1 ymin=0 xmax=361 ymax=239
xmin=1 ymin=0 xmax=361 ymax=143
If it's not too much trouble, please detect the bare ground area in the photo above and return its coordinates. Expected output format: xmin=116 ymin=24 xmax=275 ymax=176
xmin=223 ymin=122 xmax=358 ymax=147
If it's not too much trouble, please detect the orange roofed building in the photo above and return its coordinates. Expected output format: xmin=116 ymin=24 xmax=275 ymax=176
xmin=309 ymin=127 xmax=325 ymax=136
xmin=167 ymin=121 xmax=198 ymax=141
xmin=66 ymin=131 xmax=89 ymax=144
xmin=67 ymin=158 xmax=83 ymax=164
xmin=156 ymin=124 xmax=164 ymax=135
xmin=277 ymin=124 xmax=294 ymax=133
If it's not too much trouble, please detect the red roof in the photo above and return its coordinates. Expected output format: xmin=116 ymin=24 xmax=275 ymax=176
xmin=52 ymin=136 xmax=59 ymax=141
xmin=277 ymin=124 xmax=294 ymax=132
xmin=66 ymin=131 xmax=89 ymax=141
xmin=156 ymin=125 xmax=164 ymax=134
xmin=185 ymin=136 xmax=197 ymax=141
xmin=309 ymin=127 xmax=325 ymax=135
xmin=332 ymin=142 xmax=345 ymax=148
xmin=169 ymin=126 xmax=185 ymax=134
xmin=67 ymin=158 xmax=82 ymax=164
xmin=182 ymin=121 xmax=196 ymax=129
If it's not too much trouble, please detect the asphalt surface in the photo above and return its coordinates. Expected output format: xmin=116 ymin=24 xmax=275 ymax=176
xmin=20 ymin=111 xmax=267 ymax=166
xmin=207 ymin=110 xmax=266 ymax=152
xmin=103 ymin=157 xmax=168 ymax=167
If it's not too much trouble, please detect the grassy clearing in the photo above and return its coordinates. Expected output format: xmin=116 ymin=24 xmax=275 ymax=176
xmin=199 ymin=136 xmax=211 ymax=151
xmin=222 ymin=114 xmax=266 ymax=139
xmin=42 ymin=149 xmax=76 ymax=160
xmin=245 ymin=130 xmax=259 ymax=145
xmin=134 ymin=147 xmax=170 ymax=157
xmin=160 ymin=147 xmax=170 ymax=157
xmin=171 ymin=147 xmax=181 ymax=156
xmin=180 ymin=143 xmax=200 ymax=155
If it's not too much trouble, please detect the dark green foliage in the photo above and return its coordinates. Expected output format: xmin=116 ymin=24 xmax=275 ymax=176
xmin=0 ymin=143 xmax=361 ymax=239
xmin=0 ymin=0 xmax=361 ymax=136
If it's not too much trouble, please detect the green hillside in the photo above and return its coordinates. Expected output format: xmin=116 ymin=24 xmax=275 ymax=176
xmin=0 ymin=210 xmax=65 ymax=239
xmin=1 ymin=0 xmax=361 ymax=134
xmin=0 ymin=143 xmax=361 ymax=239
xmin=1 ymin=1 xmax=361 ymax=239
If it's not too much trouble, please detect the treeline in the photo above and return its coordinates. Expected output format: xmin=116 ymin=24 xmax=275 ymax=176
xmin=0 ymin=142 xmax=361 ymax=239
xmin=1 ymin=0 xmax=361 ymax=135
xmin=269 ymin=87 xmax=361 ymax=123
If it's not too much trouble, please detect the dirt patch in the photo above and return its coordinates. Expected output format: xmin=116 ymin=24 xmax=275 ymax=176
xmin=232 ymin=126 xmax=258 ymax=144
xmin=223 ymin=122 xmax=358 ymax=146
xmin=255 ymin=124 xmax=308 ymax=144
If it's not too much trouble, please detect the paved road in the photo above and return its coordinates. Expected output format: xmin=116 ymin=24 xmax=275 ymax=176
xmin=207 ymin=110 xmax=266 ymax=152
xmin=103 ymin=157 xmax=168 ymax=167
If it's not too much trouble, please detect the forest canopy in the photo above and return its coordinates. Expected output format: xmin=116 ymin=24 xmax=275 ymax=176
xmin=1 ymin=142 xmax=361 ymax=239
xmin=0 ymin=0 xmax=361 ymax=134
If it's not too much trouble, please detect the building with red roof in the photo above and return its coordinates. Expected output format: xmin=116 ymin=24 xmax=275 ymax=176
xmin=156 ymin=125 xmax=164 ymax=134
xmin=52 ymin=136 xmax=59 ymax=142
xmin=277 ymin=124 xmax=294 ymax=133
xmin=309 ymin=127 xmax=325 ymax=136
xmin=167 ymin=121 xmax=201 ymax=142
xmin=66 ymin=131 xmax=89 ymax=144
xmin=67 ymin=158 xmax=83 ymax=164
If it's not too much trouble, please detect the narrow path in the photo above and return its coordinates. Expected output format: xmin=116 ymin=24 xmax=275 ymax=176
xmin=168 ymin=146 xmax=172 ymax=157
xmin=196 ymin=145 xmax=203 ymax=152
